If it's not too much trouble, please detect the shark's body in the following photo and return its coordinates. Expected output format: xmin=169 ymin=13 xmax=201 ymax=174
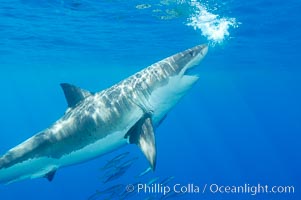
xmin=0 ymin=44 xmax=208 ymax=184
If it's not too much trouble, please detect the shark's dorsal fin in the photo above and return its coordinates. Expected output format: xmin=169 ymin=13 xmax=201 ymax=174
xmin=125 ymin=115 xmax=156 ymax=170
xmin=45 ymin=169 xmax=56 ymax=182
xmin=60 ymin=83 xmax=93 ymax=108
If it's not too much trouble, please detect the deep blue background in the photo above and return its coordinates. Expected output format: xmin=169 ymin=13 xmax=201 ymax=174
xmin=0 ymin=0 xmax=300 ymax=199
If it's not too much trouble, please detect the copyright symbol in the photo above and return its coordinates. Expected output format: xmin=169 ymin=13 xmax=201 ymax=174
xmin=126 ymin=184 xmax=135 ymax=193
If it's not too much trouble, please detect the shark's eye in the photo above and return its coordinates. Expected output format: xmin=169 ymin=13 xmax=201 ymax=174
xmin=189 ymin=51 xmax=196 ymax=57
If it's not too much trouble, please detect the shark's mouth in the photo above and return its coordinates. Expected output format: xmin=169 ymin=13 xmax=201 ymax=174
xmin=182 ymin=55 xmax=204 ymax=77
xmin=184 ymin=64 xmax=200 ymax=77
xmin=181 ymin=44 xmax=208 ymax=77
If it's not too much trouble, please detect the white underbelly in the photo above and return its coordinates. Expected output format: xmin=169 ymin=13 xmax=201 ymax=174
xmin=0 ymin=130 xmax=128 ymax=184
xmin=59 ymin=130 xmax=128 ymax=167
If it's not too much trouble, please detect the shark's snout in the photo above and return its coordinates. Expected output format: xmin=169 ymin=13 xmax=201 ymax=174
xmin=181 ymin=44 xmax=208 ymax=76
xmin=200 ymin=44 xmax=208 ymax=56
xmin=189 ymin=44 xmax=208 ymax=61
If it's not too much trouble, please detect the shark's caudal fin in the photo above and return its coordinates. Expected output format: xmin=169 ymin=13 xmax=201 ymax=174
xmin=125 ymin=115 xmax=157 ymax=170
xmin=60 ymin=83 xmax=93 ymax=107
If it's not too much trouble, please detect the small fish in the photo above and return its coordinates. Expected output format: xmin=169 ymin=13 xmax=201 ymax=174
xmin=87 ymin=191 xmax=101 ymax=200
xmin=87 ymin=184 xmax=125 ymax=200
xmin=144 ymin=196 xmax=157 ymax=200
xmin=119 ymin=182 xmax=141 ymax=200
xmin=101 ymin=184 xmax=125 ymax=194
xmin=136 ymin=167 xmax=152 ymax=178
xmin=100 ymin=159 xmax=122 ymax=171
xmin=102 ymin=168 xmax=127 ymax=183
xmin=160 ymin=176 xmax=175 ymax=185
xmin=100 ymin=152 xmax=130 ymax=170
xmin=100 ymin=157 xmax=138 ymax=181
xmin=160 ymin=190 xmax=185 ymax=200
xmin=115 ymin=157 xmax=138 ymax=170
xmin=87 ymin=190 xmax=113 ymax=200
xmin=119 ymin=191 xmax=136 ymax=200
xmin=147 ymin=177 xmax=160 ymax=186
xmin=110 ymin=152 xmax=130 ymax=162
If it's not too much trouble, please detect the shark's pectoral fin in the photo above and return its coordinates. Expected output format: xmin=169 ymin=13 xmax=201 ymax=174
xmin=44 ymin=169 xmax=57 ymax=182
xmin=125 ymin=116 xmax=157 ymax=170
xmin=60 ymin=83 xmax=94 ymax=108
xmin=137 ymin=117 xmax=157 ymax=170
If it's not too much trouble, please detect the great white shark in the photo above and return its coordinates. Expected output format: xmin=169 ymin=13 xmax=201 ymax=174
xmin=0 ymin=44 xmax=208 ymax=184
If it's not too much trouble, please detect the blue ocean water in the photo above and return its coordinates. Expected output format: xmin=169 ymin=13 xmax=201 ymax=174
xmin=0 ymin=0 xmax=300 ymax=199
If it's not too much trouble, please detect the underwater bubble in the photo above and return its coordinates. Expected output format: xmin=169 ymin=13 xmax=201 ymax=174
xmin=136 ymin=4 xmax=152 ymax=10
xmin=186 ymin=0 xmax=239 ymax=44
xmin=152 ymin=9 xmax=162 ymax=13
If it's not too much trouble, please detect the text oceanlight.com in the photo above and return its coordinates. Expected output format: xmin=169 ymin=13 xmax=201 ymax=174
xmin=208 ymin=183 xmax=294 ymax=195
xmin=126 ymin=183 xmax=295 ymax=196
